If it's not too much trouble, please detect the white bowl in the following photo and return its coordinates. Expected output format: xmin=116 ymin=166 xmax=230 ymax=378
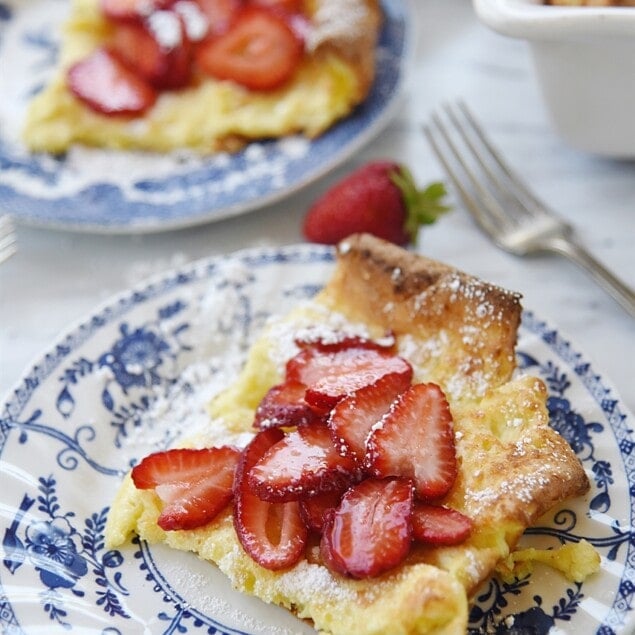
xmin=473 ymin=0 xmax=635 ymax=158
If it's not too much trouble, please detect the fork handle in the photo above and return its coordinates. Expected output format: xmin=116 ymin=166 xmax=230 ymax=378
xmin=546 ymin=236 xmax=635 ymax=318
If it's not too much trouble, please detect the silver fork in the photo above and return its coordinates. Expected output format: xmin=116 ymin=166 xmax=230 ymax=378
xmin=0 ymin=215 xmax=17 ymax=264
xmin=423 ymin=101 xmax=635 ymax=318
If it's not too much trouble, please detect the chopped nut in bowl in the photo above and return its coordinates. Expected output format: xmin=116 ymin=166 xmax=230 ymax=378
xmin=472 ymin=0 xmax=635 ymax=158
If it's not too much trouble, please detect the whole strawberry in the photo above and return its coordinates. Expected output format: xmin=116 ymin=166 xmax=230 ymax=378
xmin=302 ymin=161 xmax=449 ymax=246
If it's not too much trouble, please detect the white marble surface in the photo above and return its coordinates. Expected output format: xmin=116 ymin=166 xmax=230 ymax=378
xmin=1 ymin=0 xmax=634 ymax=416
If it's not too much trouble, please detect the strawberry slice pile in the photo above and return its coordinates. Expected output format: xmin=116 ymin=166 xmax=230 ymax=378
xmin=68 ymin=0 xmax=306 ymax=116
xmin=131 ymin=333 xmax=473 ymax=578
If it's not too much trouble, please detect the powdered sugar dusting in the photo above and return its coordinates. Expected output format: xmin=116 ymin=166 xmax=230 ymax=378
xmin=306 ymin=0 xmax=372 ymax=51
xmin=403 ymin=272 xmax=521 ymax=402
xmin=265 ymin=301 xmax=374 ymax=373
xmin=119 ymin=356 xmax=249 ymax=457
xmin=148 ymin=10 xmax=183 ymax=49
xmin=173 ymin=1 xmax=209 ymax=42
xmin=277 ymin=560 xmax=356 ymax=603
xmin=155 ymin=548 xmax=310 ymax=635
xmin=465 ymin=467 xmax=554 ymax=517
xmin=117 ymin=258 xmax=276 ymax=458
xmin=5 ymin=131 xmax=310 ymax=206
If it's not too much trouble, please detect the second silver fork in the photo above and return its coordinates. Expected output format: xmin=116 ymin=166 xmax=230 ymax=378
xmin=0 ymin=215 xmax=16 ymax=265
xmin=423 ymin=102 xmax=635 ymax=318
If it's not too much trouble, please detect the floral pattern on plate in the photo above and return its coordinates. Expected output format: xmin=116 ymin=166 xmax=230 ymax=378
xmin=1 ymin=244 xmax=634 ymax=634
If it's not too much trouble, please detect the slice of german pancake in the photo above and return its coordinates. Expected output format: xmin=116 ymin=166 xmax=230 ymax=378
xmin=105 ymin=233 xmax=591 ymax=635
xmin=22 ymin=0 xmax=382 ymax=154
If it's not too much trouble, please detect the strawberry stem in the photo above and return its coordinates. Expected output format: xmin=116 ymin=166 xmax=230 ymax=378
xmin=390 ymin=166 xmax=451 ymax=244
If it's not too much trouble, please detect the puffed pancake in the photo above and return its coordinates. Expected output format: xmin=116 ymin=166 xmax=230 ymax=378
xmin=22 ymin=0 xmax=382 ymax=154
xmin=105 ymin=233 xmax=591 ymax=635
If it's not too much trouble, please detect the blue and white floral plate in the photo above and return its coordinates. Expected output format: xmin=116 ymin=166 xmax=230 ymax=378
xmin=0 ymin=0 xmax=409 ymax=233
xmin=1 ymin=244 xmax=634 ymax=634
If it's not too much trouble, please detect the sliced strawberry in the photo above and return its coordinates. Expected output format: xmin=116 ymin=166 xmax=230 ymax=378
xmin=195 ymin=6 xmax=302 ymax=91
xmin=192 ymin=0 xmax=242 ymax=36
xmin=131 ymin=445 xmax=240 ymax=531
xmin=111 ymin=18 xmax=192 ymax=89
xmin=67 ymin=47 xmax=157 ymax=116
xmin=367 ymin=383 xmax=457 ymax=500
xmin=302 ymin=348 xmax=413 ymax=415
xmin=253 ymin=380 xmax=322 ymax=429
xmin=101 ymin=0 xmax=173 ymax=23
xmin=411 ymin=503 xmax=473 ymax=546
xmin=286 ymin=345 xmax=411 ymax=401
xmin=284 ymin=346 xmax=330 ymax=387
xmin=300 ymin=487 xmax=347 ymax=533
xmin=233 ymin=428 xmax=307 ymax=570
xmin=320 ymin=478 xmax=413 ymax=579
xmin=248 ymin=422 xmax=359 ymax=502
xmin=328 ymin=372 xmax=410 ymax=463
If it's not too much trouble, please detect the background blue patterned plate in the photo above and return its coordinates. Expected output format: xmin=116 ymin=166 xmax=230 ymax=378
xmin=0 ymin=0 xmax=409 ymax=233
xmin=1 ymin=244 xmax=634 ymax=634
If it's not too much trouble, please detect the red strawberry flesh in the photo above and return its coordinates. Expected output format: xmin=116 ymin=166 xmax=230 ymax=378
xmin=131 ymin=445 xmax=240 ymax=531
xmin=253 ymin=380 xmax=321 ymax=429
xmin=285 ymin=345 xmax=412 ymax=415
xmin=131 ymin=329 xmax=471 ymax=578
xmin=411 ymin=503 xmax=473 ymax=546
xmin=233 ymin=428 xmax=308 ymax=570
xmin=67 ymin=47 xmax=157 ymax=115
xmin=111 ymin=18 xmax=192 ymax=90
xmin=195 ymin=6 xmax=302 ymax=90
xmin=299 ymin=488 xmax=346 ymax=533
xmin=250 ymin=0 xmax=302 ymax=12
xmin=304 ymin=349 xmax=413 ymax=414
xmin=320 ymin=477 xmax=413 ymax=578
xmin=191 ymin=0 xmax=242 ymax=36
xmin=248 ymin=422 xmax=359 ymax=502
xmin=328 ymin=372 xmax=411 ymax=463
xmin=367 ymin=383 xmax=457 ymax=500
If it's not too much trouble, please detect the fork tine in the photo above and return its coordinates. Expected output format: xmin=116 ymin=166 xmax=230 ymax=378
xmin=440 ymin=103 xmax=543 ymax=226
xmin=422 ymin=123 xmax=497 ymax=238
xmin=423 ymin=110 xmax=513 ymax=237
xmin=444 ymin=103 xmax=528 ymax=222
xmin=0 ymin=215 xmax=17 ymax=264
xmin=454 ymin=101 xmax=548 ymax=216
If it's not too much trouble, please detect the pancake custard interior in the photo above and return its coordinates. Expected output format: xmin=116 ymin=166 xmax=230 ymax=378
xmin=105 ymin=233 xmax=594 ymax=635
xmin=22 ymin=0 xmax=382 ymax=154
